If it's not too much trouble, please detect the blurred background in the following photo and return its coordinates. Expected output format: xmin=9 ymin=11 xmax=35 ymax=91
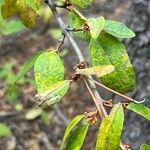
xmin=0 ymin=0 xmax=150 ymax=149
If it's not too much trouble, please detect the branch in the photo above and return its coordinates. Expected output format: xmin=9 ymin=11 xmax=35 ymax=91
xmin=44 ymin=0 xmax=107 ymax=118
xmin=86 ymin=76 xmax=145 ymax=104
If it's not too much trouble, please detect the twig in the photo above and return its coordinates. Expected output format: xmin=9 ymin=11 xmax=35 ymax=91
xmin=84 ymin=80 xmax=104 ymax=118
xmin=56 ymin=34 xmax=66 ymax=52
xmin=86 ymin=76 xmax=145 ymax=104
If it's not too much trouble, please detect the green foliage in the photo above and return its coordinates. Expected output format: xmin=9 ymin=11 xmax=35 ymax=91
xmin=76 ymin=65 xmax=115 ymax=77
xmin=140 ymin=144 xmax=150 ymax=150
xmin=65 ymin=124 xmax=89 ymax=150
xmin=60 ymin=115 xmax=85 ymax=150
xmin=69 ymin=0 xmax=94 ymax=9
xmin=68 ymin=8 xmax=90 ymax=40
xmin=1 ymin=1 xmax=149 ymax=149
xmin=87 ymin=17 xmax=105 ymax=39
xmin=127 ymin=103 xmax=150 ymax=120
xmin=104 ymin=20 xmax=135 ymax=38
xmin=89 ymin=32 xmax=136 ymax=93
xmin=34 ymin=51 xmax=65 ymax=93
xmin=0 ymin=123 xmax=11 ymax=137
xmin=96 ymin=103 xmax=124 ymax=150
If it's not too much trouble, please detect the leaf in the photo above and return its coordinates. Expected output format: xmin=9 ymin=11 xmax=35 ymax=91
xmin=25 ymin=107 xmax=43 ymax=120
xmin=26 ymin=0 xmax=41 ymax=14
xmin=127 ymin=103 xmax=150 ymax=120
xmin=34 ymin=80 xmax=70 ymax=108
xmin=1 ymin=0 xmax=41 ymax=28
xmin=0 ymin=123 xmax=11 ymax=137
xmin=87 ymin=17 xmax=105 ymax=39
xmin=65 ymin=124 xmax=89 ymax=150
xmin=69 ymin=0 xmax=94 ymax=9
xmin=1 ymin=0 xmax=18 ymax=19
xmin=68 ymin=8 xmax=90 ymax=40
xmin=18 ymin=7 xmax=38 ymax=28
xmin=89 ymin=32 xmax=136 ymax=93
xmin=41 ymin=111 xmax=49 ymax=125
xmin=14 ymin=51 xmax=43 ymax=84
xmin=96 ymin=103 xmax=124 ymax=150
xmin=0 ymin=20 xmax=25 ymax=35
xmin=76 ymin=65 xmax=115 ymax=77
xmin=34 ymin=51 xmax=65 ymax=93
xmin=104 ymin=20 xmax=135 ymax=38
xmin=60 ymin=115 xmax=85 ymax=150
xmin=140 ymin=144 xmax=150 ymax=150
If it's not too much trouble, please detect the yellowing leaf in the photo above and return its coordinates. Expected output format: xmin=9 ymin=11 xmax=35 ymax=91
xmin=87 ymin=17 xmax=105 ymax=39
xmin=89 ymin=32 xmax=136 ymax=93
xmin=19 ymin=7 xmax=38 ymax=28
xmin=127 ymin=103 xmax=150 ymax=120
xmin=76 ymin=65 xmax=115 ymax=77
xmin=1 ymin=0 xmax=18 ymax=19
xmin=96 ymin=103 xmax=124 ymax=150
xmin=34 ymin=51 xmax=65 ymax=93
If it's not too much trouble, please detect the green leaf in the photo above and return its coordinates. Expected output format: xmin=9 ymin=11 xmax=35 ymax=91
xmin=60 ymin=115 xmax=85 ymax=150
xmin=68 ymin=8 xmax=90 ymax=40
xmin=25 ymin=107 xmax=43 ymax=120
xmin=34 ymin=80 xmax=70 ymax=108
xmin=65 ymin=124 xmax=89 ymax=150
xmin=14 ymin=51 xmax=43 ymax=84
xmin=76 ymin=65 xmax=114 ymax=77
xmin=140 ymin=144 xmax=150 ymax=150
xmin=0 ymin=20 xmax=25 ymax=35
xmin=34 ymin=51 xmax=65 ymax=93
xmin=41 ymin=111 xmax=50 ymax=125
xmin=96 ymin=103 xmax=124 ymax=150
xmin=89 ymin=32 xmax=136 ymax=93
xmin=87 ymin=17 xmax=105 ymax=39
xmin=127 ymin=103 xmax=150 ymax=120
xmin=0 ymin=123 xmax=11 ymax=137
xmin=26 ymin=0 xmax=41 ymax=14
xmin=104 ymin=20 xmax=135 ymax=38
xmin=69 ymin=0 xmax=94 ymax=9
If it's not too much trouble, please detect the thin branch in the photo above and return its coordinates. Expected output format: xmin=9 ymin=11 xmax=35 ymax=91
xmin=56 ymin=33 xmax=66 ymax=52
xmin=84 ymin=80 xmax=104 ymax=118
xmin=86 ymin=76 xmax=145 ymax=104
